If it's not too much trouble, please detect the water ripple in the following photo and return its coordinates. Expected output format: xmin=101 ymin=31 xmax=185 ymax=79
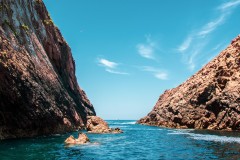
xmin=0 ymin=120 xmax=239 ymax=160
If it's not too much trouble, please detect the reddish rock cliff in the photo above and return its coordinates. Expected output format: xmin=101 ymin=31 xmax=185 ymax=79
xmin=0 ymin=0 xmax=95 ymax=139
xmin=138 ymin=35 xmax=240 ymax=131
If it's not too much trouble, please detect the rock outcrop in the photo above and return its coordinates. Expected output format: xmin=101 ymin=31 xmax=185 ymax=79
xmin=0 ymin=0 xmax=95 ymax=139
xmin=65 ymin=133 xmax=90 ymax=145
xmin=138 ymin=35 xmax=240 ymax=131
xmin=87 ymin=116 xmax=123 ymax=133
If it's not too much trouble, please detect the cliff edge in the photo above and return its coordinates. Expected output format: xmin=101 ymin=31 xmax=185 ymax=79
xmin=0 ymin=0 xmax=95 ymax=139
xmin=138 ymin=35 xmax=240 ymax=131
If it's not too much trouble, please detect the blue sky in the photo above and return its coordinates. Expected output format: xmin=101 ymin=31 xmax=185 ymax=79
xmin=44 ymin=0 xmax=240 ymax=120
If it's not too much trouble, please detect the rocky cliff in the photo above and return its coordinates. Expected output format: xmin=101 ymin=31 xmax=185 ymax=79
xmin=138 ymin=35 xmax=240 ymax=131
xmin=0 ymin=0 xmax=95 ymax=139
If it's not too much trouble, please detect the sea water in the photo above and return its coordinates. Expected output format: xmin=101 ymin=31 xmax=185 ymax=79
xmin=0 ymin=120 xmax=239 ymax=160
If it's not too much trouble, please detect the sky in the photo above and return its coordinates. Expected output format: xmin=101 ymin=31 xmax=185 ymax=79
xmin=44 ymin=0 xmax=240 ymax=120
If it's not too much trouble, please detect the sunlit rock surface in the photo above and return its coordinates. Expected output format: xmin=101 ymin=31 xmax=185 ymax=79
xmin=138 ymin=35 xmax=240 ymax=131
xmin=87 ymin=116 xmax=123 ymax=133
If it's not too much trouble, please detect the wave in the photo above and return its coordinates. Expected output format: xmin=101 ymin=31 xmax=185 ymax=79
xmin=108 ymin=125 xmax=128 ymax=128
xmin=93 ymin=136 xmax=127 ymax=142
xmin=66 ymin=142 xmax=101 ymax=149
xmin=124 ymin=128 xmax=163 ymax=131
xmin=168 ymin=130 xmax=240 ymax=144
xmin=190 ymin=134 xmax=240 ymax=144
xmin=108 ymin=121 xmax=136 ymax=125
xmin=168 ymin=132 xmax=190 ymax=135
xmin=167 ymin=129 xmax=193 ymax=135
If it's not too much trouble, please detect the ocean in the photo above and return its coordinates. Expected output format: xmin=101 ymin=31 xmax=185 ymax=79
xmin=0 ymin=120 xmax=239 ymax=159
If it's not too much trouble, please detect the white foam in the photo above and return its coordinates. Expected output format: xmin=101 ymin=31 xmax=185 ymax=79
xmin=66 ymin=142 xmax=101 ymax=149
xmin=189 ymin=134 xmax=240 ymax=144
xmin=168 ymin=130 xmax=240 ymax=144
xmin=109 ymin=125 xmax=128 ymax=128
xmin=93 ymin=136 xmax=127 ymax=142
xmin=108 ymin=121 xmax=136 ymax=125
xmin=167 ymin=129 xmax=192 ymax=135
xmin=168 ymin=132 xmax=191 ymax=135
xmin=125 ymin=128 xmax=163 ymax=131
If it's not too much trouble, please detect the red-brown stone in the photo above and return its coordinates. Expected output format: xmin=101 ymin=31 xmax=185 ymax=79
xmin=0 ymin=0 xmax=95 ymax=139
xmin=138 ymin=35 xmax=240 ymax=131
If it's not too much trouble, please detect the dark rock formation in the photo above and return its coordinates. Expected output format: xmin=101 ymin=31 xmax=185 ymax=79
xmin=87 ymin=116 xmax=123 ymax=133
xmin=0 ymin=0 xmax=95 ymax=139
xmin=138 ymin=35 xmax=240 ymax=131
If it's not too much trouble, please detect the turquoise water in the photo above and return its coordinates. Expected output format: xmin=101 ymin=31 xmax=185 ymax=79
xmin=0 ymin=120 xmax=240 ymax=160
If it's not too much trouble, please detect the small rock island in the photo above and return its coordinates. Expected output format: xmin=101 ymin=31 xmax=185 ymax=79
xmin=87 ymin=116 xmax=123 ymax=134
xmin=65 ymin=133 xmax=90 ymax=145
xmin=64 ymin=116 xmax=123 ymax=145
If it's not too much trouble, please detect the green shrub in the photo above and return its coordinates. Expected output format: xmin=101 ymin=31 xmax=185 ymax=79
xmin=35 ymin=0 xmax=41 ymax=4
xmin=44 ymin=19 xmax=53 ymax=25
xmin=21 ymin=24 xmax=29 ymax=31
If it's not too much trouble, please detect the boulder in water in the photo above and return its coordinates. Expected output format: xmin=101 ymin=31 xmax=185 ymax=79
xmin=64 ymin=132 xmax=90 ymax=145
xmin=87 ymin=116 xmax=123 ymax=134
xmin=111 ymin=127 xmax=123 ymax=133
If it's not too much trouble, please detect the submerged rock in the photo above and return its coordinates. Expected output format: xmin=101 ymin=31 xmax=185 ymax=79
xmin=87 ymin=116 xmax=123 ymax=134
xmin=110 ymin=127 xmax=123 ymax=134
xmin=65 ymin=132 xmax=90 ymax=145
xmin=138 ymin=35 xmax=240 ymax=131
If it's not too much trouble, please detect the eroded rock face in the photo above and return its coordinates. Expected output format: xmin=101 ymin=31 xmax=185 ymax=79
xmin=0 ymin=0 xmax=95 ymax=139
xmin=87 ymin=116 xmax=123 ymax=134
xmin=138 ymin=35 xmax=240 ymax=131
xmin=64 ymin=133 xmax=90 ymax=145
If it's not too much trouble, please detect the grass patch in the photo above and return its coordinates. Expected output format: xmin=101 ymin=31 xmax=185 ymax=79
xmin=21 ymin=24 xmax=29 ymax=31
xmin=35 ymin=0 xmax=41 ymax=4
xmin=44 ymin=19 xmax=53 ymax=25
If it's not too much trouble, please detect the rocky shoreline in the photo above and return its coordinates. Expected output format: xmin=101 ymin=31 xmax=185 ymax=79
xmin=138 ymin=35 xmax=240 ymax=131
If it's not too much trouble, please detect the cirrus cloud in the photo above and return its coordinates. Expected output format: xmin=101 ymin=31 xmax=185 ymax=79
xmin=97 ymin=58 xmax=129 ymax=75
xmin=98 ymin=58 xmax=118 ymax=68
xmin=136 ymin=35 xmax=158 ymax=60
xmin=177 ymin=0 xmax=240 ymax=71
xmin=141 ymin=66 xmax=168 ymax=80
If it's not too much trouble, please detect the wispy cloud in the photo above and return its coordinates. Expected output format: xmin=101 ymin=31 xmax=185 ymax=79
xmin=141 ymin=66 xmax=168 ymax=80
xmin=137 ymin=44 xmax=154 ymax=59
xmin=97 ymin=58 xmax=129 ymax=75
xmin=197 ymin=15 xmax=226 ymax=37
xmin=187 ymin=50 xmax=200 ymax=71
xmin=187 ymin=41 xmax=207 ymax=71
xmin=105 ymin=69 xmax=129 ymax=75
xmin=212 ymin=42 xmax=223 ymax=51
xmin=198 ymin=0 xmax=240 ymax=38
xmin=218 ymin=0 xmax=240 ymax=11
xmin=178 ymin=0 xmax=240 ymax=71
xmin=98 ymin=58 xmax=118 ymax=68
xmin=178 ymin=36 xmax=192 ymax=52
xmin=201 ymin=42 xmax=228 ymax=67
xmin=154 ymin=72 xmax=168 ymax=80
xmin=136 ymin=36 xmax=157 ymax=60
